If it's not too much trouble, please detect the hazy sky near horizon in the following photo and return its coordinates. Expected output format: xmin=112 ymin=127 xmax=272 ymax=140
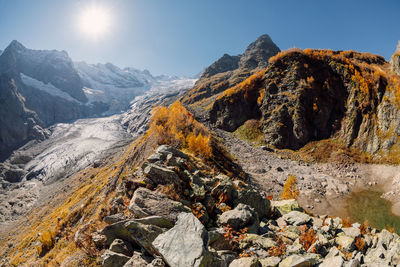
xmin=0 ymin=0 xmax=399 ymax=76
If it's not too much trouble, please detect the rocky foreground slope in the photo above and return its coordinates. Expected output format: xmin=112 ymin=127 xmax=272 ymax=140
xmin=96 ymin=145 xmax=400 ymax=267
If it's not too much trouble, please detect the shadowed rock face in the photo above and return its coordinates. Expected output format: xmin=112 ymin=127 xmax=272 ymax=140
xmin=210 ymin=48 xmax=400 ymax=157
xmin=0 ymin=40 xmax=87 ymax=102
xmin=0 ymin=75 xmax=48 ymax=160
xmin=201 ymin=54 xmax=240 ymax=79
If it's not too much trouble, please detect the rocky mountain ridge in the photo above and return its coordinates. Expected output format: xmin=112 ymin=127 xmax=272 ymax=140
xmin=204 ymin=47 xmax=400 ymax=164
xmin=181 ymin=34 xmax=280 ymax=106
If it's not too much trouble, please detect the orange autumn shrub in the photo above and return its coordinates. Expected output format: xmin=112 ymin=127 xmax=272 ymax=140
xmin=149 ymin=101 xmax=212 ymax=159
xmin=280 ymin=174 xmax=300 ymax=200
xmin=299 ymin=225 xmax=318 ymax=251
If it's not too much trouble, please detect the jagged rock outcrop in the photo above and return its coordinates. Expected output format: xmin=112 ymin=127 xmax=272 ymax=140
xmin=181 ymin=34 xmax=280 ymax=105
xmin=210 ymin=48 xmax=400 ymax=160
xmin=0 ymin=75 xmax=49 ymax=160
xmin=391 ymin=41 xmax=400 ymax=75
xmin=0 ymin=40 xmax=87 ymax=102
xmin=201 ymin=54 xmax=241 ymax=79
xmin=238 ymin=34 xmax=280 ymax=70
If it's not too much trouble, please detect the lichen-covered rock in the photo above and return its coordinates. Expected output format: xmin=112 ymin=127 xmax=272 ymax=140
xmin=102 ymin=250 xmax=131 ymax=267
xmin=109 ymin=239 xmax=133 ymax=256
xmin=124 ymin=220 xmax=165 ymax=255
xmin=392 ymin=41 xmax=400 ymax=75
xmin=217 ymin=203 xmax=259 ymax=231
xmin=132 ymin=216 xmax=174 ymax=229
xmin=208 ymin=228 xmax=232 ymax=250
xmin=211 ymin=175 xmax=237 ymax=204
xmin=241 ymin=234 xmax=276 ymax=250
xmin=104 ymin=213 xmax=127 ymax=224
xmin=236 ymin=187 xmax=271 ymax=219
xmin=142 ymin=163 xmax=181 ymax=187
xmin=152 ymin=213 xmax=220 ymax=267
xmin=271 ymin=199 xmax=302 ymax=215
xmin=123 ymin=251 xmax=154 ymax=267
xmin=283 ymin=211 xmax=311 ymax=226
xmin=278 ymin=254 xmax=318 ymax=267
xmin=101 ymin=219 xmax=166 ymax=254
xmin=128 ymin=188 xmax=190 ymax=221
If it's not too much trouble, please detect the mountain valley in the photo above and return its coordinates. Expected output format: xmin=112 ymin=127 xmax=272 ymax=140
xmin=2 ymin=34 xmax=400 ymax=267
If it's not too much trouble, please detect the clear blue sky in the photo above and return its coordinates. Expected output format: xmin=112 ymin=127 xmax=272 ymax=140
xmin=0 ymin=0 xmax=399 ymax=76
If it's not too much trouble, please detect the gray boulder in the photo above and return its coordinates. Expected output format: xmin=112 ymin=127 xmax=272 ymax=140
xmin=341 ymin=227 xmax=360 ymax=238
xmin=229 ymin=257 xmax=261 ymax=267
xmin=236 ymin=187 xmax=271 ymax=219
xmin=217 ymin=204 xmax=259 ymax=231
xmin=143 ymin=163 xmax=180 ymax=187
xmin=152 ymin=212 xmax=219 ymax=267
xmin=128 ymin=188 xmax=190 ymax=221
xmin=259 ymin=257 xmax=281 ymax=267
xmin=109 ymin=238 xmax=133 ymax=256
xmin=124 ymin=220 xmax=165 ymax=255
xmin=283 ymin=211 xmax=311 ymax=226
xmin=123 ymin=251 xmax=153 ymax=267
xmin=101 ymin=219 xmax=166 ymax=254
xmin=319 ymin=256 xmax=344 ymax=267
xmin=278 ymin=254 xmax=317 ymax=267
xmin=104 ymin=213 xmax=127 ymax=224
xmin=102 ymin=250 xmax=131 ymax=267
xmin=335 ymin=235 xmax=355 ymax=252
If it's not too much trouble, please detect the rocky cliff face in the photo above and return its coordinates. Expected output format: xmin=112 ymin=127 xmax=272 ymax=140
xmin=181 ymin=34 xmax=280 ymax=105
xmin=0 ymin=41 xmax=87 ymax=102
xmin=209 ymin=48 xmax=400 ymax=162
xmin=0 ymin=75 xmax=49 ymax=160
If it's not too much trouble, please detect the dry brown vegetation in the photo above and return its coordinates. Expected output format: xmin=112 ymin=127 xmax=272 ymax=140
xmin=268 ymin=236 xmax=287 ymax=256
xmin=269 ymin=47 xmax=400 ymax=105
xmin=216 ymin=69 xmax=266 ymax=102
xmin=223 ymin=225 xmax=247 ymax=252
xmin=355 ymin=236 xmax=366 ymax=252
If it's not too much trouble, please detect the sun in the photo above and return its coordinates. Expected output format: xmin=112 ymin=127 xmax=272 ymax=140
xmin=78 ymin=5 xmax=112 ymax=38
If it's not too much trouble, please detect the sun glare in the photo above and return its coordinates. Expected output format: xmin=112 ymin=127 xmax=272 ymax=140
xmin=78 ymin=5 xmax=111 ymax=39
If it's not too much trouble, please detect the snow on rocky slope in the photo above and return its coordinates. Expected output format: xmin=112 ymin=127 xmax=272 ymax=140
xmin=75 ymin=61 xmax=196 ymax=114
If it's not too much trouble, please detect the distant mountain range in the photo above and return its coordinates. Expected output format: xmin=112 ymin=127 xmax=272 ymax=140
xmin=0 ymin=40 xmax=195 ymax=160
